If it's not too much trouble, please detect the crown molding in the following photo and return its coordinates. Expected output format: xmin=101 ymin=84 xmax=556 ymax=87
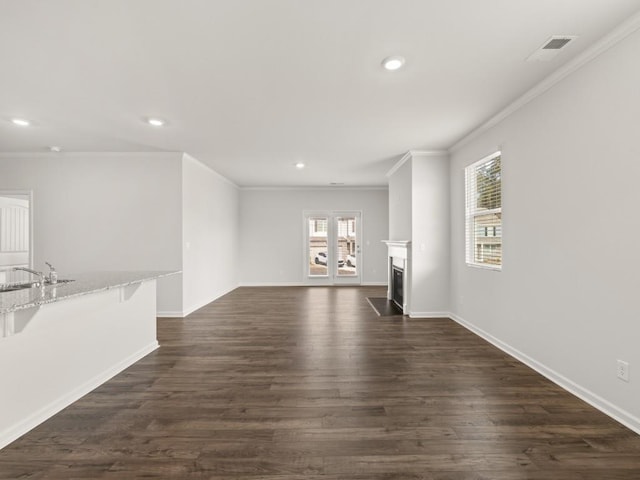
xmin=386 ymin=150 xmax=448 ymax=178
xmin=0 ymin=151 xmax=183 ymax=160
xmin=240 ymin=185 xmax=388 ymax=191
xmin=182 ymin=153 xmax=239 ymax=189
xmin=450 ymin=10 xmax=640 ymax=153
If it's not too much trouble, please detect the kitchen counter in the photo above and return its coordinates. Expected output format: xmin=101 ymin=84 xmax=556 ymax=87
xmin=0 ymin=270 xmax=177 ymax=315
xmin=0 ymin=270 xmax=177 ymax=450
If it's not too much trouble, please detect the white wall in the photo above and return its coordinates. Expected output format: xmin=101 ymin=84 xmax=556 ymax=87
xmin=388 ymin=159 xmax=412 ymax=240
xmin=411 ymin=153 xmax=450 ymax=316
xmin=387 ymin=152 xmax=450 ymax=316
xmin=182 ymin=154 xmax=239 ymax=316
xmin=449 ymin=28 xmax=640 ymax=431
xmin=239 ymin=188 xmax=388 ymax=285
xmin=0 ymin=153 xmax=183 ymax=314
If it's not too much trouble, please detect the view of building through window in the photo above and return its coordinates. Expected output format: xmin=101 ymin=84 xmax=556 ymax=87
xmin=307 ymin=215 xmax=358 ymax=277
xmin=465 ymin=153 xmax=502 ymax=268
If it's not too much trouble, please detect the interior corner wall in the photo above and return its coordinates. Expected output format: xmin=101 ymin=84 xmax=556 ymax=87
xmin=0 ymin=153 xmax=183 ymax=315
xmin=388 ymin=160 xmax=412 ymax=241
xmin=239 ymin=188 xmax=389 ymax=285
xmin=181 ymin=154 xmax=239 ymax=316
xmin=449 ymin=28 xmax=640 ymax=432
xmin=411 ymin=154 xmax=450 ymax=316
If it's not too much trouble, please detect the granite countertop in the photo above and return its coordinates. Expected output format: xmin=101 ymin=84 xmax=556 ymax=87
xmin=0 ymin=271 xmax=179 ymax=315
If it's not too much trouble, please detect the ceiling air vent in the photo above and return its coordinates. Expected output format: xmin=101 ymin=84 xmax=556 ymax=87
xmin=526 ymin=35 xmax=577 ymax=62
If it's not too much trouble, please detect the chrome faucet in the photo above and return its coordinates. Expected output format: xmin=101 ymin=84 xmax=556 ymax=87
xmin=45 ymin=262 xmax=58 ymax=284
xmin=13 ymin=267 xmax=45 ymax=286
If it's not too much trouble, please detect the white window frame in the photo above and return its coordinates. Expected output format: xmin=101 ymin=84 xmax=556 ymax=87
xmin=465 ymin=151 xmax=502 ymax=271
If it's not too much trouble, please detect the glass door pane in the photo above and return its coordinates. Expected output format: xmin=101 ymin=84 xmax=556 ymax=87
xmin=304 ymin=211 xmax=361 ymax=285
xmin=336 ymin=216 xmax=357 ymax=277
xmin=308 ymin=216 xmax=328 ymax=277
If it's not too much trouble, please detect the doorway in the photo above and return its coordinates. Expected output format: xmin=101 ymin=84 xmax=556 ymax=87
xmin=0 ymin=191 xmax=32 ymax=274
xmin=304 ymin=211 xmax=361 ymax=285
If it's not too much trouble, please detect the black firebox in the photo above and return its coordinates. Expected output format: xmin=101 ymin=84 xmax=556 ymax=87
xmin=392 ymin=265 xmax=403 ymax=310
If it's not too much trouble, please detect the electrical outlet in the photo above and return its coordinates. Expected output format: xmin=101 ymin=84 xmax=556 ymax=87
xmin=617 ymin=360 xmax=629 ymax=382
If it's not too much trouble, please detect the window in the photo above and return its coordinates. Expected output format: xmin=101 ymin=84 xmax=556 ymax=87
xmin=465 ymin=152 xmax=502 ymax=269
xmin=309 ymin=219 xmax=328 ymax=236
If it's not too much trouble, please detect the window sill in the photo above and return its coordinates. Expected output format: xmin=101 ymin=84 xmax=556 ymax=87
xmin=466 ymin=262 xmax=502 ymax=272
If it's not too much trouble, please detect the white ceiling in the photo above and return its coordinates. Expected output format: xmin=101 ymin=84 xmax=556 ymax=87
xmin=1 ymin=0 xmax=639 ymax=186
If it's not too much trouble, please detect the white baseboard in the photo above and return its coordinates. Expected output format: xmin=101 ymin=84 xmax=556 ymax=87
xmin=181 ymin=286 xmax=238 ymax=317
xmin=449 ymin=313 xmax=640 ymax=436
xmin=156 ymin=310 xmax=183 ymax=318
xmin=156 ymin=286 xmax=239 ymax=318
xmin=0 ymin=341 xmax=159 ymax=450
xmin=239 ymin=282 xmax=388 ymax=287
xmin=161 ymin=284 xmax=386 ymax=318
xmin=410 ymin=311 xmax=451 ymax=318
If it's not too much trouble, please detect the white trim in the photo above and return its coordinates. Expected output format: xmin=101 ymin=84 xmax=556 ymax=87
xmin=465 ymin=263 xmax=501 ymax=272
xmin=156 ymin=310 xmax=184 ymax=318
xmin=465 ymin=152 xmax=502 ymax=269
xmin=450 ymin=11 xmax=640 ymax=153
xmin=181 ymin=286 xmax=238 ymax=317
xmin=181 ymin=153 xmax=239 ymax=189
xmin=410 ymin=150 xmax=449 ymax=159
xmin=0 ymin=341 xmax=159 ymax=450
xmin=303 ymin=210 xmax=363 ymax=286
xmin=157 ymin=286 xmax=238 ymax=318
xmin=0 ymin=189 xmax=33 ymax=269
xmin=409 ymin=311 xmax=451 ymax=318
xmin=240 ymin=186 xmax=388 ymax=191
xmin=449 ymin=313 xmax=640 ymax=436
xmin=382 ymin=240 xmax=411 ymax=248
xmin=238 ymin=282 xmax=385 ymax=287
xmin=386 ymin=150 xmax=448 ymax=178
xmin=386 ymin=151 xmax=412 ymax=178
xmin=466 ymin=150 xmax=501 ymax=170
xmin=0 ymin=151 xmax=182 ymax=160
xmin=382 ymin=241 xmax=411 ymax=315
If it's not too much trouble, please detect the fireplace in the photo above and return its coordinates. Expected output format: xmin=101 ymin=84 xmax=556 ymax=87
xmin=382 ymin=240 xmax=411 ymax=315
xmin=392 ymin=265 xmax=404 ymax=310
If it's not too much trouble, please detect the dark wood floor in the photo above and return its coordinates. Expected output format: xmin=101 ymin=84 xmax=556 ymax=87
xmin=2 ymin=286 xmax=640 ymax=479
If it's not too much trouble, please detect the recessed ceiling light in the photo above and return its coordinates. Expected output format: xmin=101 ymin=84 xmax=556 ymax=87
xmin=49 ymin=146 xmax=61 ymax=153
xmin=295 ymin=162 xmax=305 ymax=169
xmin=382 ymin=56 xmax=406 ymax=71
xmin=11 ymin=118 xmax=30 ymax=126
xmin=147 ymin=118 xmax=165 ymax=127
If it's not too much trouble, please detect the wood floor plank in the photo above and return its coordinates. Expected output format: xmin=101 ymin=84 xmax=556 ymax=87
xmin=1 ymin=285 xmax=639 ymax=478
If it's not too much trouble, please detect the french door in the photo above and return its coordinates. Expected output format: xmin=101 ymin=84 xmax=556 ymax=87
xmin=304 ymin=211 xmax=361 ymax=285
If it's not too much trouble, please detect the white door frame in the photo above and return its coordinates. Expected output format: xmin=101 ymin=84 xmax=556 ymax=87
xmin=303 ymin=210 xmax=362 ymax=286
xmin=0 ymin=190 xmax=33 ymax=271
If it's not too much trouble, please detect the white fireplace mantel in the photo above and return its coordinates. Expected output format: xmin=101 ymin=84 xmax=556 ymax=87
xmin=382 ymin=240 xmax=411 ymax=315
xmin=382 ymin=240 xmax=411 ymax=258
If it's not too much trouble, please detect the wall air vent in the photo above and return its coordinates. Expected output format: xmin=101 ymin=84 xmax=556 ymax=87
xmin=526 ymin=35 xmax=577 ymax=62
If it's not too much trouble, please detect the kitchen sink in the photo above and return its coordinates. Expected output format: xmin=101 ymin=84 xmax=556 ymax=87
xmin=0 ymin=282 xmax=40 ymax=292
xmin=0 ymin=279 xmax=74 ymax=293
